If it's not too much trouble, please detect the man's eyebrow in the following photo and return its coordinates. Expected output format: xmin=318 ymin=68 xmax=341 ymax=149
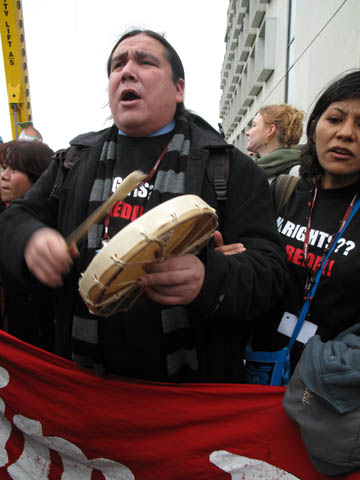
xmin=111 ymin=50 xmax=160 ymax=68
xmin=135 ymin=50 xmax=160 ymax=65
xmin=111 ymin=52 xmax=128 ymax=66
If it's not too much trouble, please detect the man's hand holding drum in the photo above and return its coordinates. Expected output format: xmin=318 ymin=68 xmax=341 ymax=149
xmin=137 ymin=254 xmax=205 ymax=305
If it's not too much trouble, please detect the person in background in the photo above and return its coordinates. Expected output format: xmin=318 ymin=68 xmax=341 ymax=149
xmin=0 ymin=29 xmax=287 ymax=383
xmin=0 ymin=139 xmax=55 ymax=352
xmin=246 ymin=104 xmax=304 ymax=183
xmin=247 ymin=70 xmax=360 ymax=375
xmin=0 ymin=140 xmax=53 ymax=203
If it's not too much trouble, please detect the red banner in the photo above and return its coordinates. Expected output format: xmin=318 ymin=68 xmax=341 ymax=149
xmin=0 ymin=330 xmax=358 ymax=479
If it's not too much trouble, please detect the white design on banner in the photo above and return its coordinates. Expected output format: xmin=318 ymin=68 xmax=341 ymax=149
xmin=0 ymin=367 xmax=11 ymax=467
xmin=210 ymin=450 xmax=300 ymax=479
xmin=8 ymin=417 xmax=50 ymax=479
xmin=0 ymin=366 xmax=135 ymax=479
xmin=0 ymin=398 xmax=11 ymax=467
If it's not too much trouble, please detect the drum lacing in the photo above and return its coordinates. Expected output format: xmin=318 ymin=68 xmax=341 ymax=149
xmin=109 ymin=253 xmax=125 ymax=268
xmin=89 ymin=274 xmax=106 ymax=291
xmin=170 ymin=212 xmax=178 ymax=223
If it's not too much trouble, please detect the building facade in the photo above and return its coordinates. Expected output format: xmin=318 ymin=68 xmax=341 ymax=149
xmin=220 ymin=0 xmax=360 ymax=151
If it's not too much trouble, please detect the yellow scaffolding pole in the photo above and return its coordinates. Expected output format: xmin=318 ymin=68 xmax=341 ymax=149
xmin=0 ymin=0 xmax=33 ymax=139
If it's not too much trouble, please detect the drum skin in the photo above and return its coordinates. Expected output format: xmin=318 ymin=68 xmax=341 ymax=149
xmin=79 ymin=195 xmax=218 ymax=317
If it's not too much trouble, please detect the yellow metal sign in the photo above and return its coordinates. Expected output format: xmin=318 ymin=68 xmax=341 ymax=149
xmin=0 ymin=0 xmax=32 ymax=138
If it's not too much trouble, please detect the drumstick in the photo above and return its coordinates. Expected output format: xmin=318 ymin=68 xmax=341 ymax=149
xmin=66 ymin=169 xmax=147 ymax=247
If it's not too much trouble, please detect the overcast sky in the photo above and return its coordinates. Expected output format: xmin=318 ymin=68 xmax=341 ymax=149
xmin=0 ymin=1 xmax=228 ymax=151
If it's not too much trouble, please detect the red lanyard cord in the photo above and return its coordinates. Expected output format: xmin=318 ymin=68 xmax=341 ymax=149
xmin=303 ymin=186 xmax=358 ymax=296
xmin=141 ymin=142 xmax=170 ymax=184
xmin=102 ymin=142 xmax=171 ymax=242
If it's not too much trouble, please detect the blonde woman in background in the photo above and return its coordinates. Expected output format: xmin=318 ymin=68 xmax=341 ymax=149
xmin=214 ymin=104 xmax=304 ymax=253
xmin=246 ymin=104 xmax=304 ymax=183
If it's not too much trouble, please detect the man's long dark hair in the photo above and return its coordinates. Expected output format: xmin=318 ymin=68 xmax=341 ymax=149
xmin=107 ymin=29 xmax=188 ymax=120
xmin=300 ymin=70 xmax=360 ymax=181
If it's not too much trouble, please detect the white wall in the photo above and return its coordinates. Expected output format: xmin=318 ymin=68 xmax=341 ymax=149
xmin=292 ymin=0 xmax=360 ymax=123
xmin=222 ymin=0 xmax=360 ymax=150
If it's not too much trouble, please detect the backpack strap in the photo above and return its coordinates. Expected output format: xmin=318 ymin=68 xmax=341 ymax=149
xmin=273 ymin=174 xmax=300 ymax=215
xmin=206 ymin=149 xmax=230 ymax=201
xmin=206 ymin=149 xmax=230 ymax=233
xmin=49 ymin=146 xmax=83 ymax=201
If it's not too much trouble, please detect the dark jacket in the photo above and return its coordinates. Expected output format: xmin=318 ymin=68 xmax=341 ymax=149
xmin=0 ymin=114 xmax=287 ymax=382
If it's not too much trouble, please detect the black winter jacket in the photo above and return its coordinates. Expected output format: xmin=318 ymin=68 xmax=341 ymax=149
xmin=0 ymin=115 xmax=287 ymax=382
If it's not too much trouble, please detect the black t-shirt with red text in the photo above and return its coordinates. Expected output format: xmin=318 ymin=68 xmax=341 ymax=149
xmin=107 ymin=132 xmax=172 ymax=238
xmin=253 ymin=178 xmax=360 ymax=368
xmin=98 ymin=132 xmax=173 ymax=380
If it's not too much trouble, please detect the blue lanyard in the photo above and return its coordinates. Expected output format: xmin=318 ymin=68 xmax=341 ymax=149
xmin=288 ymin=197 xmax=360 ymax=350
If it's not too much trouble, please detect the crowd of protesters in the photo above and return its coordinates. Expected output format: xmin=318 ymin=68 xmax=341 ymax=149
xmin=0 ymin=30 xmax=359 ymax=397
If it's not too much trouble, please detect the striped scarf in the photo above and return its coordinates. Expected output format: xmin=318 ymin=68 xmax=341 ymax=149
xmin=72 ymin=119 xmax=200 ymax=381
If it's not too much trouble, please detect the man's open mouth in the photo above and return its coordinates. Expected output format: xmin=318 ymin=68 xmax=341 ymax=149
xmin=121 ymin=91 xmax=140 ymax=101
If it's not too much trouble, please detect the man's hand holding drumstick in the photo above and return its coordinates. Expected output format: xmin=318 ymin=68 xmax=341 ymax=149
xmin=25 ymin=170 xmax=146 ymax=288
xmin=25 ymin=228 xmax=78 ymax=287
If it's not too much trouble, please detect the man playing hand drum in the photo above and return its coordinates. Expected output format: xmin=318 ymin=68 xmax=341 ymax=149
xmin=0 ymin=30 xmax=286 ymax=382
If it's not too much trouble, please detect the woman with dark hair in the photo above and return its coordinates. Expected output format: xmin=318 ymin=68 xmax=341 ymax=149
xmin=246 ymin=70 xmax=360 ymax=378
xmin=0 ymin=140 xmax=53 ymax=202
xmin=0 ymin=139 xmax=55 ymax=352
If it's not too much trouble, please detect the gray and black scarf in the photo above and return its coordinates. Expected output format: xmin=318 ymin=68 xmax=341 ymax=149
xmin=72 ymin=119 xmax=200 ymax=381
